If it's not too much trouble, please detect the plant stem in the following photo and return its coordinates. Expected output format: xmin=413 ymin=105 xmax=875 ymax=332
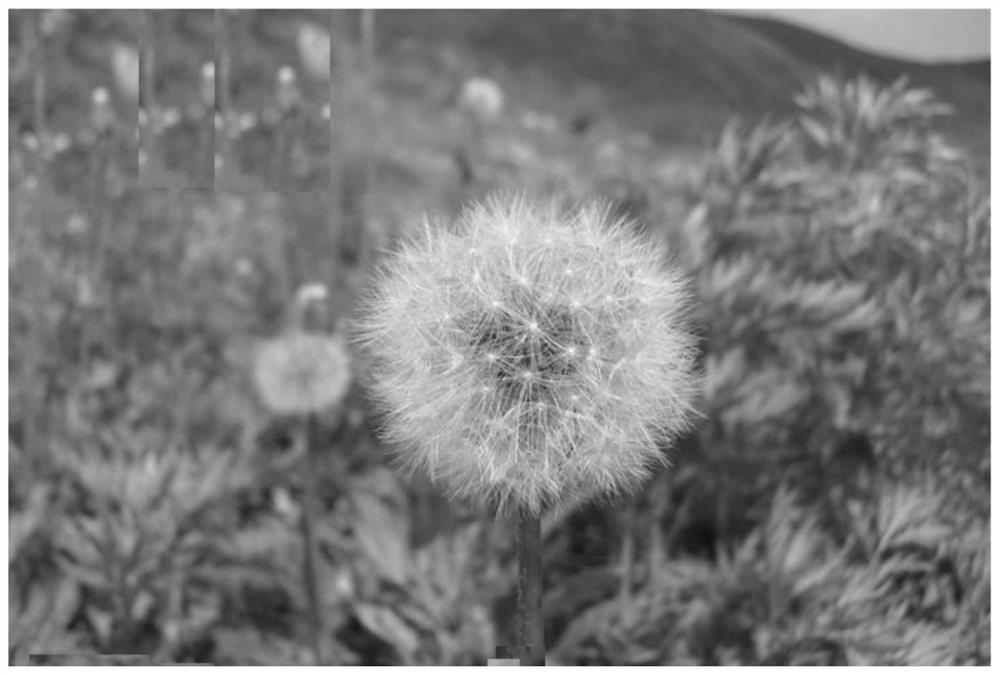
xmin=31 ymin=12 xmax=47 ymax=157
xmin=92 ymin=120 xmax=111 ymax=329
xmin=618 ymin=500 xmax=635 ymax=608
xmin=516 ymin=508 xmax=545 ymax=666
xmin=139 ymin=10 xmax=156 ymax=184
xmin=359 ymin=10 xmax=375 ymax=78
xmin=301 ymin=413 xmax=326 ymax=664
xmin=214 ymin=10 xmax=229 ymax=190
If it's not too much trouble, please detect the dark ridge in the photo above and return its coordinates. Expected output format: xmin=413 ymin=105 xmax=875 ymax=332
xmin=953 ymin=59 xmax=989 ymax=84
xmin=722 ymin=13 xmax=984 ymax=78
xmin=378 ymin=9 xmax=811 ymax=110
xmin=720 ymin=12 xmax=989 ymax=142
xmin=376 ymin=9 xmax=988 ymax=146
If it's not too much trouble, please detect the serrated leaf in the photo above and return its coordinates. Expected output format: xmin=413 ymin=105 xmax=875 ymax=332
xmin=351 ymin=491 xmax=410 ymax=586
xmin=792 ymin=553 xmax=844 ymax=598
xmin=86 ymin=605 xmax=114 ymax=645
xmin=354 ymin=602 xmax=421 ymax=659
xmin=702 ymin=347 xmax=746 ymax=406
xmin=57 ymin=554 xmax=111 ymax=590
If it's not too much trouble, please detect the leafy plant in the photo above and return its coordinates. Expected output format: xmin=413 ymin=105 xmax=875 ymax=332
xmin=49 ymin=424 xmax=257 ymax=656
xmin=795 ymin=74 xmax=958 ymax=173
xmin=8 ymin=11 xmax=987 ymax=665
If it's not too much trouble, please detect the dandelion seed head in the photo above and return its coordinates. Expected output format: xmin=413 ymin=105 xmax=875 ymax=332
xmin=354 ymin=193 xmax=700 ymax=517
xmin=253 ymin=332 xmax=351 ymax=415
xmin=253 ymin=283 xmax=347 ymax=414
xmin=458 ymin=76 xmax=505 ymax=122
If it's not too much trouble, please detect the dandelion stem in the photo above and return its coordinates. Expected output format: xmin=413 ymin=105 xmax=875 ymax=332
xmin=214 ymin=10 xmax=230 ymax=189
xmin=139 ymin=10 xmax=157 ymax=184
xmin=619 ymin=500 xmax=635 ymax=608
xmin=516 ymin=507 xmax=545 ymax=666
xmin=31 ymin=12 xmax=47 ymax=157
xmin=301 ymin=413 xmax=326 ymax=664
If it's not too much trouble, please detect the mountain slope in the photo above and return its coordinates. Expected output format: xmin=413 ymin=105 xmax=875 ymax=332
xmin=376 ymin=9 xmax=988 ymax=146
xmin=723 ymin=13 xmax=989 ymax=121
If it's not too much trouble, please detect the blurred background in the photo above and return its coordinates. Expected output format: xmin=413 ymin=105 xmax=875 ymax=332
xmin=8 ymin=9 xmax=990 ymax=666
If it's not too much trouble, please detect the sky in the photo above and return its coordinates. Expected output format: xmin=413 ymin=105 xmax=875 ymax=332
xmin=715 ymin=9 xmax=990 ymax=63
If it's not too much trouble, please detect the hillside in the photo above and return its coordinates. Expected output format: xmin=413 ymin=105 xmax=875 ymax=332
xmin=10 ymin=9 xmax=989 ymax=666
xmin=376 ymin=9 xmax=989 ymax=148
xmin=724 ymin=13 xmax=989 ymax=130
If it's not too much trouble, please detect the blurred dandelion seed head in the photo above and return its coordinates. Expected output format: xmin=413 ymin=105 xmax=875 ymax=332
xmin=91 ymin=87 xmax=114 ymax=132
xmin=296 ymin=21 xmax=331 ymax=82
xmin=276 ymin=66 xmax=301 ymax=111
xmin=253 ymin=332 xmax=351 ymax=416
xmin=459 ymin=76 xmax=505 ymax=122
xmin=354 ymin=194 xmax=700 ymax=516
xmin=111 ymin=42 xmax=139 ymax=103
xmin=292 ymin=282 xmax=330 ymax=333
xmin=200 ymin=62 xmax=215 ymax=107
xmin=40 ymin=9 xmax=71 ymax=36
xmin=296 ymin=282 xmax=329 ymax=305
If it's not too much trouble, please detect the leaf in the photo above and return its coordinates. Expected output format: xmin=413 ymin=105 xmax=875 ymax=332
xmin=9 ymin=576 xmax=82 ymax=665
xmin=702 ymin=347 xmax=747 ymax=407
xmin=57 ymin=555 xmax=110 ymax=590
xmin=726 ymin=370 xmax=804 ymax=426
xmin=351 ymin=491 xmax=410 ymax=586
xmin=792 ymin=554 xmax=845 ymax=598
xmin=781 ymin=526 xmax=820 ymax=574
xmin=354 ymin=602 xmax=422 ymax=660
xmin=214 ymin=627 xmax=317 ymax=665
xmin=799 ymin=115 xmax=830 ymax=147
xmin=10 ymin=485 xmax=49 ymax=562
xmin=86 ymin=605 xmax=114 ymax=645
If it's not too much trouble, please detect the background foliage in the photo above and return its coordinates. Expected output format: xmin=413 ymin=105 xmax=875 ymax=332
xmin=8 ymin=9 xmax=989 ymax=665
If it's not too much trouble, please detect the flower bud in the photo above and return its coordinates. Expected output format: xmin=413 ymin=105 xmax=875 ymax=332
xmin=276 ymin=66 xmax=301 ymax=113
xmin=200 ymin=62 xmax=215 ymax=108
xmin=90 ymin=87 xmax=114 ymax=133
